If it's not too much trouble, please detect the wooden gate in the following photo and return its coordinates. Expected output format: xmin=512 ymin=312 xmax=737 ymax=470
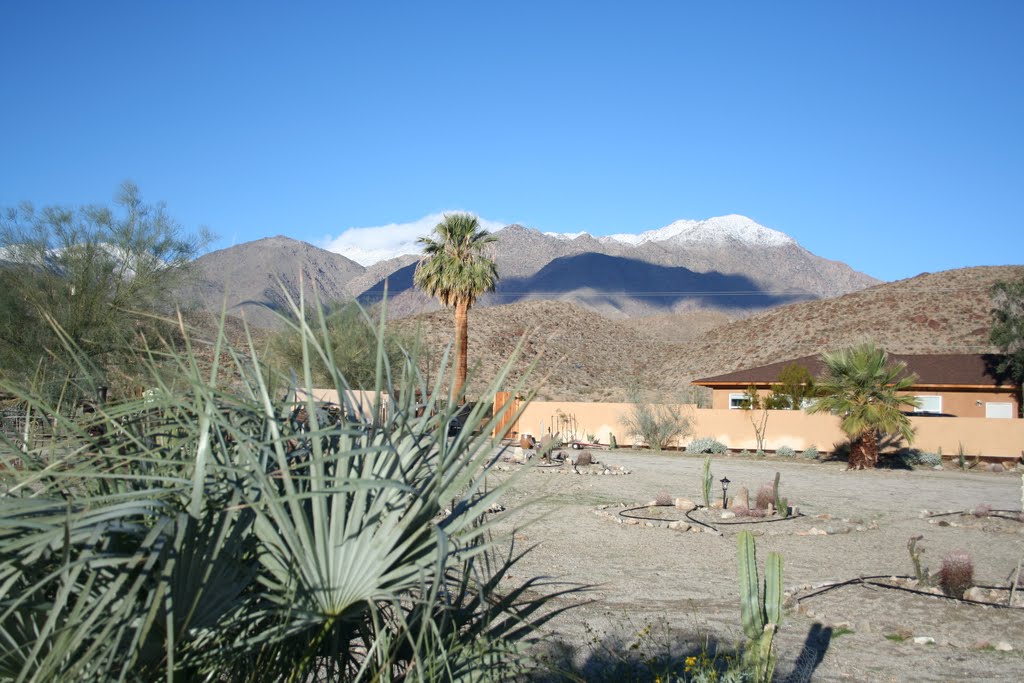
xmin=491 ymin=391 xmax=520 ymax=440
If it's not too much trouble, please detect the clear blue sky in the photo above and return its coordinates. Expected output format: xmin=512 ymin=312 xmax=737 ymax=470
xmin=2 ymin=1 xmax=1021 ymax=282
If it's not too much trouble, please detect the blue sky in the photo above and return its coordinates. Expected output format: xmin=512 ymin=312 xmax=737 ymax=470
xmin=2 ymin=1 xmax=1021 ymax=282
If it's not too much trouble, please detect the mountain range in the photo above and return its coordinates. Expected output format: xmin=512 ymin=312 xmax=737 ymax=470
xmin=190 ymin=215 xmax=879 ymax=324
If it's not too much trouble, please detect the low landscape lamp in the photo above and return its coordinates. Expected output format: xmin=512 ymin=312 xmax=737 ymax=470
xmin=720 ymin=476 xmax=730 ymax=509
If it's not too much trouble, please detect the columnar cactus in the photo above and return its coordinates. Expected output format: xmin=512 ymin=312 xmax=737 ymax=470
xmin=702 ymin=456 xmax=712 ymax=508
xmin=737 ymin=530 xmax=784 ymax=683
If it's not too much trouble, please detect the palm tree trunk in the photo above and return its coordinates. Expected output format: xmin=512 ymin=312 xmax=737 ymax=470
xmin=453 ymin=298 xmax=469 ymax=403
xmin=862 ymin=429 xmax=879 ymax=468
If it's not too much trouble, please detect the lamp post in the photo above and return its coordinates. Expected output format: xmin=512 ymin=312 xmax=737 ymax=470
xmin=720 ymin=476 xmax=731 ymax=509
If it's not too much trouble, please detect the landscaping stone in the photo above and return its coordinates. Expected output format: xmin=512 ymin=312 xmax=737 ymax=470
xmin=912 ymin=636 xmax=935 ymax=645
xmin=735 ymin=486 xmax=749 ymax=509
xmin=674 ymin=497 xmax=697 ymax=511
xmin=994 ymin=641 xmax=1013 ymax=652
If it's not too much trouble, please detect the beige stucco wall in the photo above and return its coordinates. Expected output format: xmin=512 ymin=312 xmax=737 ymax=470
xmin=516 ymin=400 xmax=1024 ymax=459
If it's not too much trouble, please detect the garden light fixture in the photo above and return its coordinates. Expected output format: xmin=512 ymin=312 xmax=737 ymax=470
xmin=720 ymin=476 xmax=730 ymax=509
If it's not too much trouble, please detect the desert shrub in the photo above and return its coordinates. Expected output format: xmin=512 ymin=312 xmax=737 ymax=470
xmin=654 ymin=491 xmax=673 ymax=506
xmin=938 ymin=550 xmax=975 ymax=599
xmin=686 ymin=437 xmax=728 ymax=455
xmin=754 ymin=484 xmax=775 ymax=510
xmin=802 ymin=444 xmax=820 ymax=459
xmin=972 ymin=503 xmax=993 ymax=518
xmin=896 ymin=448 xmax=942 ymax=468
xmin=619 ymin=395 xmax=693 ymax=451
xmin=0 ymin=298 xmax=561 ymax=681
xmin=574 ymin=450 xmax=593 ymax=466
xmin=775 ymin=445 xmax=795 ymax=457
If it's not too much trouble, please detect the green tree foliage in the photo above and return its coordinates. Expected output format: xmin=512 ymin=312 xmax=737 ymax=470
xmin=768 ymin=363 xmax=816 ymax=409
xmin=0 ymin=182 xmax=209 ymax=393
xmin=269 ymin=301 xmax=408 ymax=389
xmin=413 ymin=213 xmax=498 ymax=401
xmin=990 ymin=275 xmax=1024 ymax=410
xmin=807 ymin=343 xmax=920 ymax=469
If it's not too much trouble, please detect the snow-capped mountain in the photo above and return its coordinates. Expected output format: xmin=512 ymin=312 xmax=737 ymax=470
xmin=599 ymin=214 xmax=796 ymax=248
xmin=190 ymin=215 xmax=880 ymax=325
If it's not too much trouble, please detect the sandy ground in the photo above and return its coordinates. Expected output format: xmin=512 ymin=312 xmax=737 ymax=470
xmin=486 ymin=450 xmax=1024 ymax=682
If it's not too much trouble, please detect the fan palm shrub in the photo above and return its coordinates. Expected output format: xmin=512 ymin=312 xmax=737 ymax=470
xmin=807 ymin=343 xmax=920 ymax=469
xmin=0 ymin=291 xmax=568 ymax=682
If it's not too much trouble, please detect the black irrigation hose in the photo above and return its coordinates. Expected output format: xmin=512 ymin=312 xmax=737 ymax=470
xmin=795 ymin=574 xmax=1024 ymax=610
xmin=926 ymin=509 xmax=1024 ymax=523
xmin=616 ymin=505 xmax=802 ymax=533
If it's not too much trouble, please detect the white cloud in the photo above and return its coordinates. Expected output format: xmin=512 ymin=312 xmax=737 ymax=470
xmin=320 ymin=211 xmax=508 ymax=266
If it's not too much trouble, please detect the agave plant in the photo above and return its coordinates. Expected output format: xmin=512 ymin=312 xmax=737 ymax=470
xmin=0 ymin=291 xmax=572 ymax=681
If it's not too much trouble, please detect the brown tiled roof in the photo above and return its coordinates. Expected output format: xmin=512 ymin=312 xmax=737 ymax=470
xmin=693 ymin=353 xmax=1015 ymax=389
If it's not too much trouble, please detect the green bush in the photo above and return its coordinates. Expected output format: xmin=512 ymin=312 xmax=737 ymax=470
xmin=686 ymin=437 xmax=728 ymax=454
xmin=801 ymin=444 xmax=820 ymax=459
xmin=0 ymin=298 xmax=565 ymax=681
xmin=775 ymin=445 xmax=795 ymax=457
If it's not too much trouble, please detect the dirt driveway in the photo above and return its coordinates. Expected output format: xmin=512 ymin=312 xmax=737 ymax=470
xmin=488 ymin=451 xmax=1024 ymax=682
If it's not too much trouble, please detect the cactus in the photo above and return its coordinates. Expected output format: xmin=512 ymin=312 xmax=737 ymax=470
xmin=772 ymin=471 xmax=790 ymax=518
xmin=609 ymin=433 xmax=617 ymax=449
xmin=908 ymin=535 xmax=931 ymax=586
xmin=702 ymin=456 xmax=712 ymax=508
xmin=737 ymin=530 xmax=783 ymax=683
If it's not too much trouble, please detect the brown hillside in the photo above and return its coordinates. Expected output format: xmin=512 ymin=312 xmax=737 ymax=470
xmin=396 ymin=266 xmax=1022 ymax=402
xmin=652 ymin=265 xmax=1024 ymax=393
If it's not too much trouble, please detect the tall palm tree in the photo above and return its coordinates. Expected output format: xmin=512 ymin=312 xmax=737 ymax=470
xmin=807 ymin=343 xmax=920 ymax=469
xmin=413 ymin=213 xmax=498 ymax=401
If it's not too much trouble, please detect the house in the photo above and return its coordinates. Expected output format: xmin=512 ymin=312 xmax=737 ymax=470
xmin=692 ymin=353 xmax=1019 ymax=419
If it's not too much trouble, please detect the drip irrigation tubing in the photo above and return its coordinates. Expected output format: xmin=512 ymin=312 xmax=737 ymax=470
xmin=795 ymin=574 xmax=1024 ymax=610
xmin=616 ymin=505 xmax=802 ymax=533
xmin=926 ymin=509 xmax=1024 ymax=523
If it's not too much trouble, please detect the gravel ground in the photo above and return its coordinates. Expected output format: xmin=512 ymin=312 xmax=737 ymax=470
xmin=486 ymin=450 xmax=1024 ymax=682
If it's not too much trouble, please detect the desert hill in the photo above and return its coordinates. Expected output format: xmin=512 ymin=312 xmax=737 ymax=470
xmin=394 ymin=265 xmax=1023 ymax=402
xmin=187 ymin=236 xmax=365 ymax=327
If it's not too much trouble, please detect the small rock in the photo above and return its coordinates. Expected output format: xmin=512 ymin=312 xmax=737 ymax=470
xmin=721 ymin=510 xmax=736 ymax=519
xmin=855 ymin=525 xmax=866 ymax=532
xmin=817 ymin=513 xmax=832 ymax=520
xmin=710 ymin=499 xmax=723 ymax=509
xmin=735 ymin=486 xmax=749 ymax=509
xmin=674 ymin=498 xmax=697 ymax=511
xmin=971 ymin=641 xmax=991 ymax=650
xmin=912 ymin=636 xmax=935 ymax=645
xmin=989 ymin=463 xmax=1005 ymax=473
xmin=932 ymin=465 xmax=943 ymax=470
xmin=994 ymin=641 xmax=1013 ymax=652
xmin=963 ymin=586 xmax=988 ymax=602
xmin=668 ymin=521 xmax=691 ymax=532
xmin=623 ymin=518 xmax=638 ymax=526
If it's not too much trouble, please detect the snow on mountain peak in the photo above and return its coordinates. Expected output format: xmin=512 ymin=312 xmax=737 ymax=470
xmin=599 ymin=215 xmax=794 ymax=248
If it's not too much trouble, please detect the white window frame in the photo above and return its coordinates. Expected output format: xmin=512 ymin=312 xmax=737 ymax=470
xmin=728 ymin=393 xmax=747 ymax=410
xmin=914 ymin=395 xmax=942 ymax=414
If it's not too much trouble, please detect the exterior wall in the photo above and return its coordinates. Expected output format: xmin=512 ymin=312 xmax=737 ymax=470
xmin=707 ymin=386 xmax=1019 ymax=418
xmin=516 ymin=400 xmax=1024 ymax=460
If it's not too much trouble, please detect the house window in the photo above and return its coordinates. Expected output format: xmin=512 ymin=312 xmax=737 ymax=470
xmin=729 ymin=393 xmax=747 ymax=410
xmin=985 ymin=402 xmax=1013 ymax=419
xmin=915 ymin=395 xmax=942 ymax=414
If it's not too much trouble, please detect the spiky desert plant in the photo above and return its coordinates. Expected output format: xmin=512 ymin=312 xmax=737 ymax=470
xmin=808 ymin=343 xmax=920 ymax=469
xmin=702 ymin=457 xmax=713 ymax=508
xmin=907 ymin=535 xmax=932 ymax=586
xmin=772 ymin=471 xmax=789 ymax=518
xmin=755 ymin=484 xmax=775 ymax=511
xmin=654 ymin=491 xmax=673 ymax=507
xmin=0 ymin=290 xmax=571 ymax=682
xmin=574 ymin=450 xmax=593 ymax=467
xmin=938 ymin=550 xmax=975 ymax=599
xmin=737 ymin=531 xmax=783 ymax=683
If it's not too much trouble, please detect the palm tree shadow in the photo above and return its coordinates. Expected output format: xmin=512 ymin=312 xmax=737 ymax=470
xmin=783 ymin=623 xmax=833 ymax=683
